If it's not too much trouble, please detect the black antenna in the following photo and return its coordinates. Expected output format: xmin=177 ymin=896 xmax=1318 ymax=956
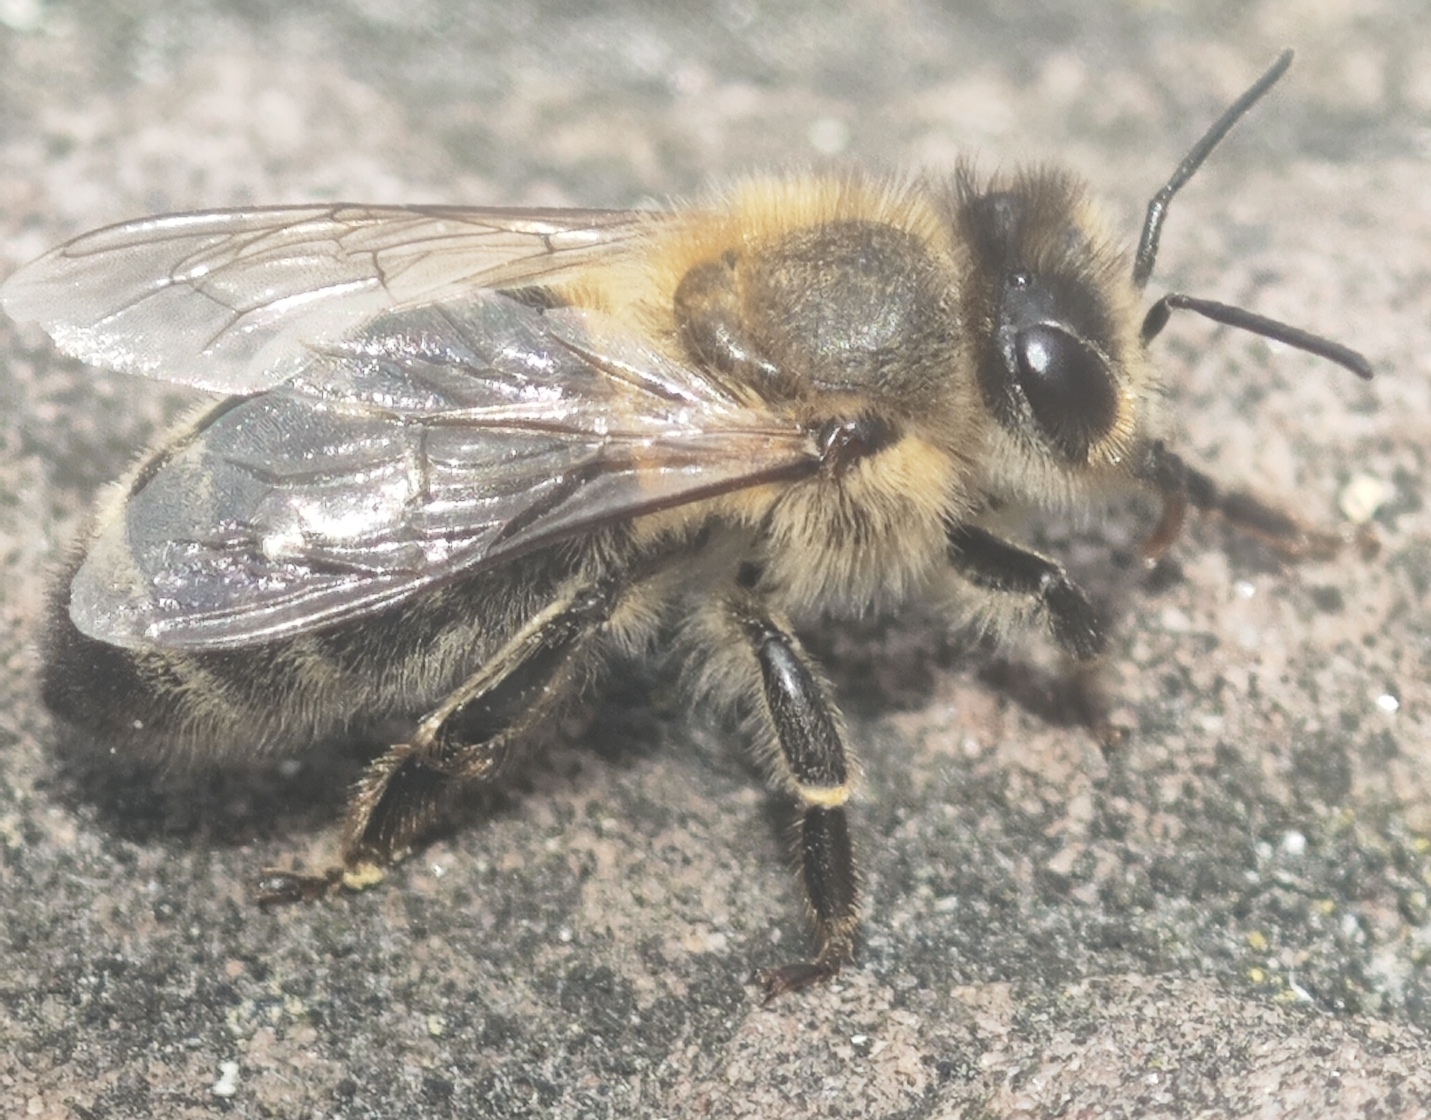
xmin=1141 ymin=293 xmax=1373 ymax=380
xmin=1134 ymin=49 xmax=1374 ymax=381
xmin=1132 ymin=48 xmax=1293 ymax=290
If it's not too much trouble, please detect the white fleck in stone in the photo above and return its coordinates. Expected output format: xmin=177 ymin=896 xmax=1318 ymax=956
xmin=212 ymin=1061 xmax=240 ymax=1098
xmin=1159 ymin=606 xmax=1191 ymax=633
xmin=1339 ymin=473 xmax=1394 ymax=525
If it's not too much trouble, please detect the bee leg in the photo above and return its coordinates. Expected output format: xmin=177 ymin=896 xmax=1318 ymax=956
xmin=946 ymin=525 xmax=1107 ymax=662
xmin=1137 ymin=440 xmax=1347 ymax=561
xmin=257 ymin=579 xmax=618 ymax=903
xmin=730 ymin=604 xmax=861 ymax=1002
xmin=945 ymin=526 xmax=1117 ymax=742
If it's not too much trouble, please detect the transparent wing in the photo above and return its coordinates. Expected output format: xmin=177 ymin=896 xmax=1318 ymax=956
xmin=0 ymin=204 xmax=650 ymax=392
xmin=72 ymin=297 xmax=818 ymax=650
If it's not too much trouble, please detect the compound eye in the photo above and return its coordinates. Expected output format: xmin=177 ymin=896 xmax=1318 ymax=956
xmin=1013 ymin=322 xmax=1120 ymax=461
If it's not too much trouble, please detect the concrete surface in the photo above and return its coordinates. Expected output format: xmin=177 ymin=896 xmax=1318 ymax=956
xmin=1 ymin=2 xmax=1428 ymax=1117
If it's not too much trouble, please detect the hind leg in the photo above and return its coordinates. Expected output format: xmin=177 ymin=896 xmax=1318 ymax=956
xmin=258 ymin=577 xmax=623 ymax=901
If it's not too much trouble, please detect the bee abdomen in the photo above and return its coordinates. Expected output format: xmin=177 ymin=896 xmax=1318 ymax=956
xmin=40 ymin=537 xmax=622 ymax=764
xmin=40 ymin=583 xmax=328 ymax=762
xmin=41 ymin=585 xmax=183 ymax=749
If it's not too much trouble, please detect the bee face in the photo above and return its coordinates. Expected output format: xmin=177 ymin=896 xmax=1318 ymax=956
xmin=0 ymin=50 xmax=1372 ymax=1000
xmin=953 ymin=171 xmax=1142 ymax=468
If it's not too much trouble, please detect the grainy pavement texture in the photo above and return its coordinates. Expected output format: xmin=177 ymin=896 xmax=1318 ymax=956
xmin=1 ymin=2 xmax=1428 ymax=1118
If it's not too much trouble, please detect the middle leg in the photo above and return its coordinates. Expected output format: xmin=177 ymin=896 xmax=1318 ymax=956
xmin=706 ymin=597 xmax=862 ymax=1000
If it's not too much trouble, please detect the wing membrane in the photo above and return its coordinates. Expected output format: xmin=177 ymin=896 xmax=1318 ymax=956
xmin=71 ymin=297 xmax=817 ymax=649
xmin=1 ymin=204 xmax=650 ymax=391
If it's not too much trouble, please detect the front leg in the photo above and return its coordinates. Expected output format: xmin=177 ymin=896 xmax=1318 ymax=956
xmin=1135 ymin=439 xmax=1346 ymax=562
xmin=944 ymin=525 xmax=1119 ymax=740
xmin=946 ymin=524 xmax=1107 ymax=661
xmin=720 ymin=601 xmax=861 ymax=1001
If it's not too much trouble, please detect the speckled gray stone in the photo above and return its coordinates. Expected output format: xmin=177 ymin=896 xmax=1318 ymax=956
xmin=1 ymin=3 xmax=1428 ymax=1118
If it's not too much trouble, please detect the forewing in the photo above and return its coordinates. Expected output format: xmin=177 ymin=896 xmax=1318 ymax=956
xmin=1 ymin=204 xmax=649 ymax=392
xmin=72 ymin=297 xmax=818 ymax=650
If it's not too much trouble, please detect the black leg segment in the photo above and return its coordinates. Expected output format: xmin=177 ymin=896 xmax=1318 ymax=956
xmin=735 ymin=606 xmax=861 ymax=1000
xmin=741 ymin=614 xmax=850 ymax=792
xmin=946 ymin=525 xmax=1106 ymax=660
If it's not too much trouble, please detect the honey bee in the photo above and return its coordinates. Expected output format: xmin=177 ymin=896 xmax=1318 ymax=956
xmin=2 ymin=50 xmax=1371 ymax=999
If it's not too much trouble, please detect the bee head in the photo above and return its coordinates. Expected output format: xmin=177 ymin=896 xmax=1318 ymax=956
xmin=953 ymin=172 xmax=1139 ymax=469
xmin=948 ymin=49 xmax=1373 ymax=484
